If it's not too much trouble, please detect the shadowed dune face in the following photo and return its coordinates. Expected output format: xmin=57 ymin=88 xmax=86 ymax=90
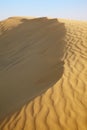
xmin=0 ymin=17 xmax=66 ymax=120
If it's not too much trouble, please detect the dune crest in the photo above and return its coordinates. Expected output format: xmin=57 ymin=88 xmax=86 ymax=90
xmin=0 ymin=17 xmax=87 ymax=130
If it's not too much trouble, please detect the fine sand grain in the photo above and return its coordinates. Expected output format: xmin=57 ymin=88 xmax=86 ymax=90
xmin=0 ymin=17 xmax=87 ymax=130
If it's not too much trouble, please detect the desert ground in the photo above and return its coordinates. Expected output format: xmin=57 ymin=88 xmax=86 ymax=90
xmin=0 ymin=17 xmax=87 ymax=130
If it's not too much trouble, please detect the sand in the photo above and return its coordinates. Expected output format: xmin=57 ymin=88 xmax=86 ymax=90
xmin=0 ymin=17 xmax=87 ymax=130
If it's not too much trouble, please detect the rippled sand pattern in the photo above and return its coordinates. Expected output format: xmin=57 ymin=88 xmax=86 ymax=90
xmin=0 ymin=18 xmax=87 ymax=130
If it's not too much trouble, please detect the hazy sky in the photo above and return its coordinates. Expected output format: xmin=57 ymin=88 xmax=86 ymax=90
xmin=0 ymin=0 xmax=87 ymax=21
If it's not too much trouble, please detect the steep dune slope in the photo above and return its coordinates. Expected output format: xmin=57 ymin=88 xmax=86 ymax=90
xmin=0 ymin=17 xmax=87 ymax=130
xmin=0 ymin=17 xmax=66 ymax=120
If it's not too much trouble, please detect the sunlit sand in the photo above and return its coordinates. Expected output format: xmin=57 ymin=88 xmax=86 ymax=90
xmin=0 ymin=17 xmax=87 ymax=130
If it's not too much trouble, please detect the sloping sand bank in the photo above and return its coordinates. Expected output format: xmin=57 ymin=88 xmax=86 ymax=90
xmin=0 ymin=17 xmax=87 ymax=130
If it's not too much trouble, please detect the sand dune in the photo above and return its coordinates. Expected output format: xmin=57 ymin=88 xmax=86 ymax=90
xmin=0 ymin=17 xmax=87 ymax=130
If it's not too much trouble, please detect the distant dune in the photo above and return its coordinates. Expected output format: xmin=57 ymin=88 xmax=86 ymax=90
xmin=0 ymin=17 xmax=87 ymax=130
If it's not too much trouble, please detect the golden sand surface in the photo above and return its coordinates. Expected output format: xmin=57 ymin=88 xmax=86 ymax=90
xmin=0 ymin=17 xmax=87 ymax=130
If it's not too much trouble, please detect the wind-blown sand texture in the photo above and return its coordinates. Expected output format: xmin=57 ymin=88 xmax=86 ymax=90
xmin=0 ymin=17 xmax=87 ymax=130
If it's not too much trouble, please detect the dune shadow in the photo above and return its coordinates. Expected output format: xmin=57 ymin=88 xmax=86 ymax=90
xmin=0 ymin=17 xmax=66 ymax=121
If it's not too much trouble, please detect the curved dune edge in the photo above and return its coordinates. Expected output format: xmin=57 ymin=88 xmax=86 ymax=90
xmin=0 ymin=17 xmax=87 ymax=130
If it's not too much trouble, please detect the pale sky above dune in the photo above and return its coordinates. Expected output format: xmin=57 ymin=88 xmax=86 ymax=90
xmin=0 ymin=0 xmax=87 ymax=21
